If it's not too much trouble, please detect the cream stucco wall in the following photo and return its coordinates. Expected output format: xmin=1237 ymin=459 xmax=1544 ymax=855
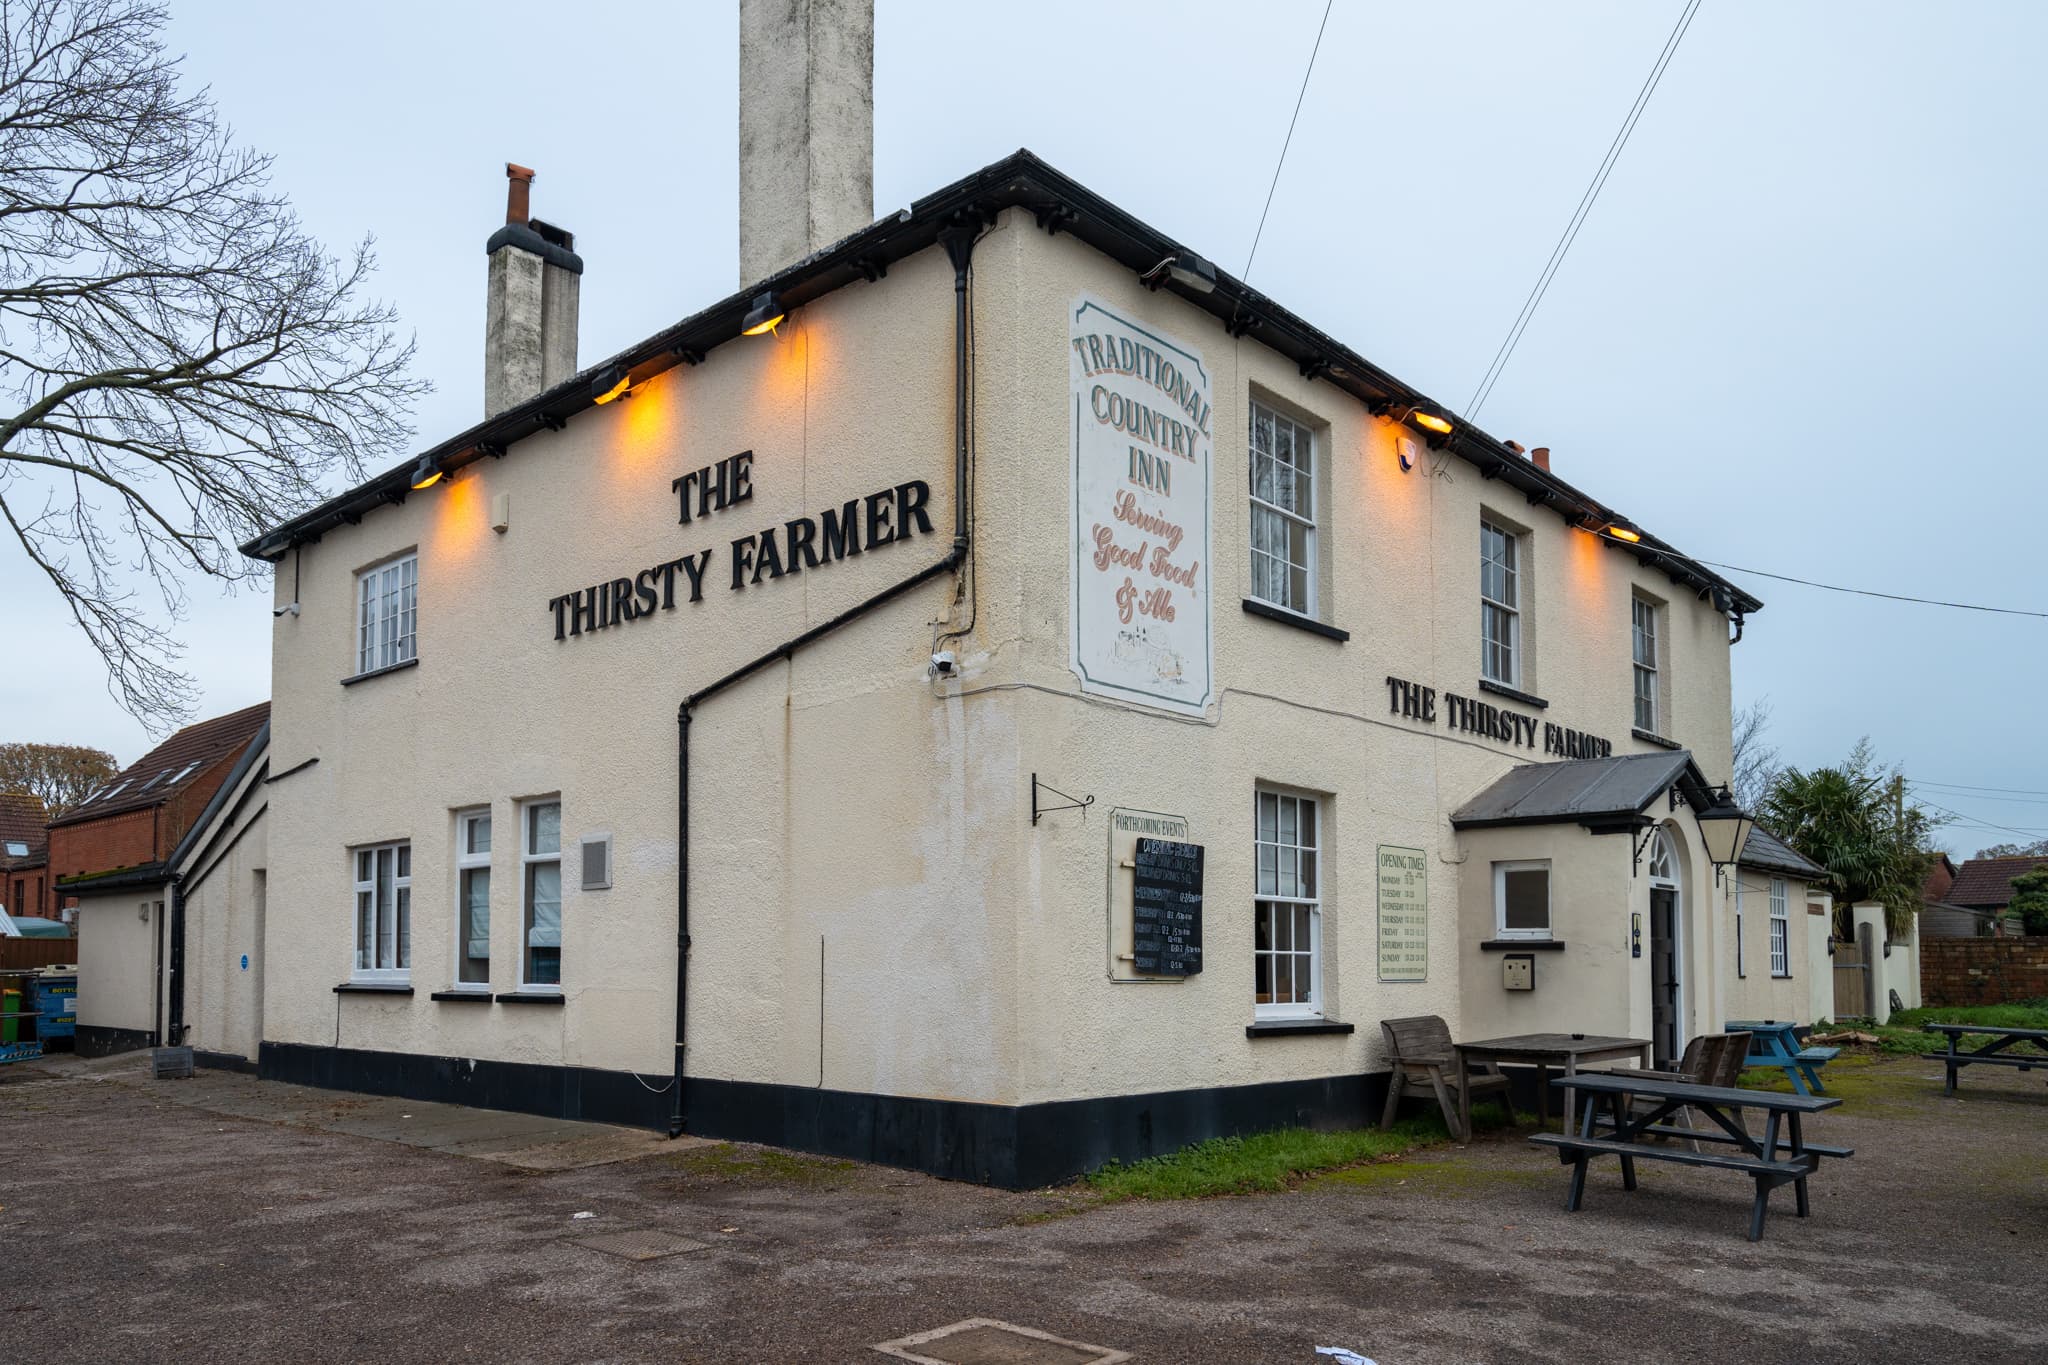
xmin=1719 ymin=870 xmax=1818 ymax=1027
xmin=75 ymin=887 xmax=162 ymax=1038
xmin=260 ymin=203 xmax=1749 ymax=1112
xmin=177 ymin=784 xmax=267 ymax=1063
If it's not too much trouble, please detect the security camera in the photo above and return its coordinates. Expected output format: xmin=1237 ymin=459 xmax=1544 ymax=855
xmin=930 ymin=650 xmax=956 ymax=677
xmin=273 ymin=602 xmax=300 ymax=618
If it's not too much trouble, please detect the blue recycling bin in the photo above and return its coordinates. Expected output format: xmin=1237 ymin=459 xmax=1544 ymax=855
xmin=32 ymin=974 xmax=76 ymax=1040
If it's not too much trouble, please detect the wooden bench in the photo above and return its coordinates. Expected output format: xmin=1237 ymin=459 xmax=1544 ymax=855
xmin=1922 ymin=1023 xmax=2048 ymax=1095
xmin=1530 ymin=1073 xmax=1845 ymax=1241
xmin=1379 ymin=1015 xmax=1514 ymax=1142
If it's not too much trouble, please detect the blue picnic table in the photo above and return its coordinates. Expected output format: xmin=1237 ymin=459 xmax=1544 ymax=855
xmin=1727 ymin=1019 xmax=1837 ymax=1096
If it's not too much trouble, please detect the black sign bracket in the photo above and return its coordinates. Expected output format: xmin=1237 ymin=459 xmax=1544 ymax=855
xmin=1030 ymin=773 xmax=1094 ymax=826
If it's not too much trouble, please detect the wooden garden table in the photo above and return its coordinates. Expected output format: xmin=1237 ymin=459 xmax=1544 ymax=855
xmin=1453 ymin=1032 xmax=1651 ymax=1137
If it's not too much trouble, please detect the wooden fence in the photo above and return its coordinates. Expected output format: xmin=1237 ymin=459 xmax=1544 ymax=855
xmin=0 ymin=937 xmax=77 ymax=973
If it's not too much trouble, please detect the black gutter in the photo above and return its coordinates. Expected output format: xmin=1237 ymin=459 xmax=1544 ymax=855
xmin=235 ymin=149 xmax=1758 ymax=617
xmin=668 ymin=233 xmax=979 ymax=1137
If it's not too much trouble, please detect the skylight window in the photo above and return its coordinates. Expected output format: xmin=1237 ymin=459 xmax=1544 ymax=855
xmin=4 ymin=841 xmax=28 ymax=857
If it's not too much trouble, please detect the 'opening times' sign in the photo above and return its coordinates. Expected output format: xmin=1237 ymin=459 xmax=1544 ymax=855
xmin=1377 ymin=845 xmax=1428 ymax=983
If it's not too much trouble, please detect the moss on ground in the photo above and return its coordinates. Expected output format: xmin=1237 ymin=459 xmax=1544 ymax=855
xmin=667 ymin=1141 xmax=859 ymax=1188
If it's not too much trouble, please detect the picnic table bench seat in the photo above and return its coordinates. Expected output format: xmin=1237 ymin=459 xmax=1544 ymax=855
xmin=1922 ymin=1023 xmax=2048 ymax=1094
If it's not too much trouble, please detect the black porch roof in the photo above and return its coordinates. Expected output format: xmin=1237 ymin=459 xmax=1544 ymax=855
xmin=1450 ymin=751 xmax=1713 ymax=832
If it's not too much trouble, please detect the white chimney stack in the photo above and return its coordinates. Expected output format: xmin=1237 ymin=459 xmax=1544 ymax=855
xmin=485 ymin=163 xmax=582 ymax=417
xmin=738 ymin=0 xmax=874 ymax=286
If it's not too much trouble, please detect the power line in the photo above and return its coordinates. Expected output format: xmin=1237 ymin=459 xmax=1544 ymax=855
xmin=1909 ymin=783 xmax=2048 ymax=807
xmin=1913 ymin=779 xmax=2048 ymax=799
xmin=1913 ymin=797 xmax=2048 ymax=840
xmin=1242 ymin=0 xmax=1335 ymax=284
xmin=1467 ymin=0 xmax=1703 ymax=418
xmin=1695 ymin=559 xmax=2048 ymax=619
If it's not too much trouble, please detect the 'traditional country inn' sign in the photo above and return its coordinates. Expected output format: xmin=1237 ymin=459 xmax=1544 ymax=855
xmin=1069 ymin=296 xmax=1213 ymax=716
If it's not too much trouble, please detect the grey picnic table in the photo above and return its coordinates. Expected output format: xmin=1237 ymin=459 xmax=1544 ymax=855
xmin=1922 ymin=1022 xmax=2048 ymax=1095
xmin=1453 ymin=1032 xmax=1652 ymax=1137
xmin=1529 ymin=1072 xmax=1850 ymax=1241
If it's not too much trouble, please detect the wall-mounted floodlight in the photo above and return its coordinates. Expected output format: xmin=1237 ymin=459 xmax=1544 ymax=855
xmin=1605 ymin=524 xmax=1642 ymax=543
xmin=741 ymin=292 xmax=786 ymax=337
xmin=1141 ymin=250 xmax=1217 ymax=294
xmin=591 ymin=364 xmax=631 ymax=405
xmin=1380 ymin=399 xmax=1455 ymax=441
xmin=408 ymin=455 xmax=444 ymax=491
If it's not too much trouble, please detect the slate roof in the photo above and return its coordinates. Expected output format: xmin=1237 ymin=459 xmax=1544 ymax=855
xmin=49 ymin=703 xmax=269 ymax=829
xmin=1737 ymin=825 xmax=1828 ymax=880
xmin=236 ymin=151 xmax=1763 ymax=620
xmin=1450 ymin=751 xmax=1713 ymax=830
xmin=1946 ymin=856 xmax=2048 ymax=909
xmin=0 ymin=790 xmax=48 ymax=866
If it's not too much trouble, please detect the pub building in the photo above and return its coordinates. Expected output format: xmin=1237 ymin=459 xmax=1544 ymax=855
xmin=234 ymin=3 xmax=1831 ymax=1187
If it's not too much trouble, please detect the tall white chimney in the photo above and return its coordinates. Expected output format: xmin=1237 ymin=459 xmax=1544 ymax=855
xmin=485 ymin=163 xmax=582 ymax=417
xmin=738 ymin=0 xmax=874 ymax=286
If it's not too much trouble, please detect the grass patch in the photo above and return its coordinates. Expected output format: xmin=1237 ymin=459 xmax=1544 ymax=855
xmin=1815 ymin=1002 xmax=2048 ymax=1058
xmin=1080 ymin=1103 xmax=1512 ymax=1202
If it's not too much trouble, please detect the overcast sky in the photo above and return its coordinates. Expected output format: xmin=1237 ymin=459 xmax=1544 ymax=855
xmin=3 ymin=1 xmax=2042 ymax=855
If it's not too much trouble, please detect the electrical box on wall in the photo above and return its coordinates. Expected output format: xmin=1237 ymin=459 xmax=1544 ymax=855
xmin=1502 ymin=953 xmax=1535 ymax=991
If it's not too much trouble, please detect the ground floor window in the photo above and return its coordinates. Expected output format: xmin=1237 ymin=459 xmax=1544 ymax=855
xmin=352 ymin=842 xmax=410 ymax=981
xmin=1254 ymin=789 xmax=1320 ymax=1018
xmin=456 ymin=809 xmax=491 ymax=986
xmin=1769 ymin=877 xmax=1790 ymax=977
xmin=521 ymin=800 xmax=562 ymax=988
xmin=1493 ymin=860 xmax=1551 ymax=940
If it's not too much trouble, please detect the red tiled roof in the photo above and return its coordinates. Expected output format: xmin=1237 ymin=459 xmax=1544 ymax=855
xmin=0 ymin=790 xmax=48 ymax=866
xmin=1921 ymin=853 xmax=1956 ymax=904
xmin=1946 ymin=855 xmax=2048 ymax=909
xmin=48 ymin=702 xmax=269 ymax=829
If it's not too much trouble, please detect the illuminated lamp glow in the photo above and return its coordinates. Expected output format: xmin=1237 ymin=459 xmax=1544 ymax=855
xmin=1605 ymin=525 xmax=1642 ymax=543
xmin=1411 ymin=410 xmax=1454 ymax=436
xmin=592 ymin=365 xmax=631 ymax=405
xmin=408 ymin=455 xmax=443 ymax=491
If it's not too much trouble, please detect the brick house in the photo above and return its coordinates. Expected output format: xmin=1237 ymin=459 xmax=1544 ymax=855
xmin=1 ymin=790 xmax=55 ymax=923
xmin=1940 ymin=855 xmax=2047 ymax=937
xmin=49 ymin=703 xmax=270 ymax=898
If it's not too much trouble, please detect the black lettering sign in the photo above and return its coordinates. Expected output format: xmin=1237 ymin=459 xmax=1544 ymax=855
xmin=1384 ymin=674 xmax=1611 ymax=760
xmin=1132 ymin=837 xmax=1204 ymax=977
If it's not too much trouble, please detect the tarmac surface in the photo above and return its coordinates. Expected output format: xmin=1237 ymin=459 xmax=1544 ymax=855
xmin=1 ymin=1049 xmax=2043 ymax=1363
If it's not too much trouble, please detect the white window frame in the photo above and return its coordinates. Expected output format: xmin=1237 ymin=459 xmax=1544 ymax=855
xmin=1248 ymin=402 xmax=1317 ymax=617
xmin=351 ymin=841 xmax=411 ymax=983
xmin=454 ymin=808 xmax=492 ymax=989
xmin=1632 ymin=595 xmax=1660 ymax=733
xmin=1493 ymin=860 xmax=1552 ymax=941
xmin=1734 ymin=877 xmax=1746 ymax=978
xmin=518 ymin=798 xmax=563 ymax=992
xmin=1253 ymin=788 xmax=1322 ymax=1020
xmin=1769 ymin=877 xmax=1790 ymax=977
xmin=1480 ymin=519 xmax=1521 ymax=686
xmin=355 ymin=551 xmax=419 ymax=676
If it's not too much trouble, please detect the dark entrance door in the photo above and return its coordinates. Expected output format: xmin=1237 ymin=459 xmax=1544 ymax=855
xmin=1650 ymin=887 xmax=1679 ymax=1067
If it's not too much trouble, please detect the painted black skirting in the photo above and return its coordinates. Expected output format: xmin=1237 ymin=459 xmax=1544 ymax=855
xmin=193 ymin=1048 xmax=257 ymax=1074
xmin=75 ymin=1024 xmax=155 ymax=1058
xmin=260 ymin=1042 xmax=674 ymax=1131
xmin=255 ymin=1040 xmax=1406 ymax=1188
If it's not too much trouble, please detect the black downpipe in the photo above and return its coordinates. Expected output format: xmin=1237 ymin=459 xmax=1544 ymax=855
xmin=167 ymin=879 xmax=186 ymax=1045
xmin=669 ymin=230 xmax=978 ymax=1138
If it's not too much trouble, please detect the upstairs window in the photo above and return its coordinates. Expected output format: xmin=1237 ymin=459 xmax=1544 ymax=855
xmin=1632 ymin=595 xmax=1661 ymax=733
xmin=356 ymin=552 xmax=418 ymax=675
xmin=1249 ymin=403 xmax=1316 ymax=615
xmin=1480 ymin=519 xmax=1521 ymax=686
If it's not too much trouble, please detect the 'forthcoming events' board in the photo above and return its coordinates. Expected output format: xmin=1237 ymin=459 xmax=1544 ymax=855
xmin=1069 ymin=295 xmax=1213 ymax=716
xmin=1132 ymin=837 xmax=1205 ymax=976
xmin=1377 ymin=845 xmax=1428 ymax=982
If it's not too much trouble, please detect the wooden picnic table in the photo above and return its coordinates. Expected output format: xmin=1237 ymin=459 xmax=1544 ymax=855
xmin=1528 ymin=1072 xmax=1850 ymax=1241
xmin=1453 ymin=1033 xmax=1651 ymax=1137
xmin=1922 ymin=1022 xmax=2048 ymax=1095
xmin=1727 ymin=1019 xmax=1835 ymax=1095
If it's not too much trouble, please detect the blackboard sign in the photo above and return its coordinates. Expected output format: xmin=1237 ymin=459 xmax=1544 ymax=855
xmin=1132 ymin=837 xmax=1204 ymax=976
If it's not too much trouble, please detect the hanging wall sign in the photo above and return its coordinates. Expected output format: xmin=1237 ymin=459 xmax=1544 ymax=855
xmin=1069 ymin=296 xmax=1213 ymax=716
xmin=1132 ymin=836 xmax=1204 ymax=976
xmin=1376 ymin=845 xmax=1429 ymax=982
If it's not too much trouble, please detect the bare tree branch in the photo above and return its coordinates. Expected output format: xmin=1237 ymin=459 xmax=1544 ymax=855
xmin=0 ymin=0 xmax=428 ymax=729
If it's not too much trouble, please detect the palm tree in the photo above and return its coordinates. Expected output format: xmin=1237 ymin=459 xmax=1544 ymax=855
xmin=1756 ymin=741 xmax=1939 ymax=939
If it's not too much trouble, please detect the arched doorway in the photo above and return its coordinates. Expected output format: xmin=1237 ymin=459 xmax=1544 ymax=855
xmin=1647 ymin=828 xmax=1685 ymax=1067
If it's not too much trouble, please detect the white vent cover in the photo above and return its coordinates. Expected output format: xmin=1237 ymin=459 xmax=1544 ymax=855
xmin=580 ymin=835 xmax=612 ymax=891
